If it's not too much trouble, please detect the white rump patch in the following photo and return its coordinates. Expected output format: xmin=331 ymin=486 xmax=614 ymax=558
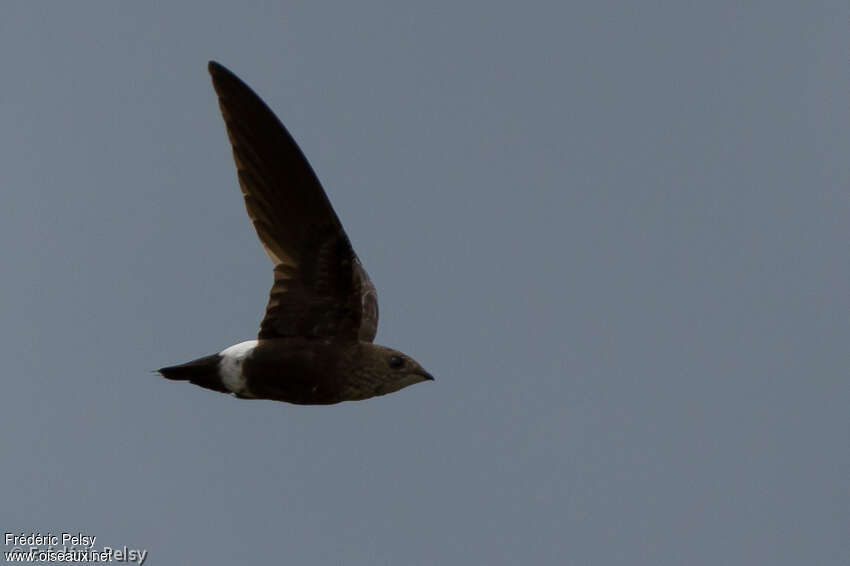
xmin=218 ymin=340 xmax=258 ymax=397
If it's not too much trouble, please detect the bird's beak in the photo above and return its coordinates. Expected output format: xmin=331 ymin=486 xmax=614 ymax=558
xmin=422 ymin=372 xmax=435 ymax=381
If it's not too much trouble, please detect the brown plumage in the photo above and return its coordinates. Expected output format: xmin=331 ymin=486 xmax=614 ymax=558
xmin=157 ymin=61 xmax=433 ymax=404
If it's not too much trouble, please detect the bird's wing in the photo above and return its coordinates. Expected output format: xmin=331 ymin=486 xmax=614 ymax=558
xmin=208 ymin=61 xmax=378 ymax=342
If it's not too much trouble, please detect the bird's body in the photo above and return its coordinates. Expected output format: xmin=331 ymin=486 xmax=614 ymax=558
xmin=161 ymin=339 xmax=427 ymax=405
xmin=158 ymin=62 xmax=433 ymax=404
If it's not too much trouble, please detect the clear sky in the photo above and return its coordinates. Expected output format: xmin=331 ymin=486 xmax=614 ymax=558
xmin=1 ymin=2 xmax=847 ymax=565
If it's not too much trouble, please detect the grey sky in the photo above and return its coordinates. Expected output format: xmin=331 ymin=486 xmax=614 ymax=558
xmin=1 ymin=2 xmax=847 ymax=565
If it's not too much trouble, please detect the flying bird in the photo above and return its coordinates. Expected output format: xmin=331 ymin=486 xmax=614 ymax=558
xmin=158 ymin=61 xmax=434 ymax=404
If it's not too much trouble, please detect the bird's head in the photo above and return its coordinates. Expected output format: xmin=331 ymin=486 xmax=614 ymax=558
xmin=346 ymin=344 xmax=434 ymax=399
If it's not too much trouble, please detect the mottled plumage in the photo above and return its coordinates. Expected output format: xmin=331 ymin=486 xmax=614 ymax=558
xmin=158 ymin=61 xmax=433 ymax=404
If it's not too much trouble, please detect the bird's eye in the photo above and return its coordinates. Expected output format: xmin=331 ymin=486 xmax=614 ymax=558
xmin=388 ymin=356 xmax=405 ymax=369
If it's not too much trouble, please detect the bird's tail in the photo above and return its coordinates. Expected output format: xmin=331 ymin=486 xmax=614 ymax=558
xmin=157 ymin=354 xmax=228 ymax=394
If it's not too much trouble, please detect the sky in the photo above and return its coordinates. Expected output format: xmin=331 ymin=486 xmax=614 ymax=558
xmin=1 ymin=2 xmax=847 ymax=565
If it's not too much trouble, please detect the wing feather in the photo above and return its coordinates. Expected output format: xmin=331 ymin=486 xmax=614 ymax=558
xmin=208 ymin=61 xmax=378 ymax=342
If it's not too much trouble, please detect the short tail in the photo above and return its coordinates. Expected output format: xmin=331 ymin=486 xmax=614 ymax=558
xmin=157 ymin=354 xmax=228 ymax=394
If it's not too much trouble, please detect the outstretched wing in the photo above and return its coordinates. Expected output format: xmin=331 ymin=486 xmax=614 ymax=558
xmin=208 ymin=61 xmax=378 ymax=342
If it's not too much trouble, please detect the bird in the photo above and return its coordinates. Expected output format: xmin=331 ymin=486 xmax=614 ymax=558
xmin=157 ymin=61 xmax=434 ymax=405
